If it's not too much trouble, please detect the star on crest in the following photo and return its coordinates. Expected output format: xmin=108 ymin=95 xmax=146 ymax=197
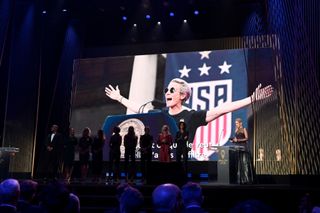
xmin=199 ymin=51 xmax=212 ymax=60
xmin=218 ymin=61 xmax=232 ymax=74
xmin=198 ymin=63 xmax=211 ymax=76
xmin=179 ymin=65 xmax=191 ymax=78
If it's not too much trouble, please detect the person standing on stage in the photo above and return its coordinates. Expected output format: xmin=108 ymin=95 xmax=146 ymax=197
xmin=91 ymin=129 xmax=105 ymax=182
xmin=230 ymin=117 xmax=254 ymax=184
xmin=43 ymin=124 xmax=64 ymax=179
xmin=124 ymin=126 xmax=138 ymax=182
xmin=78 ymin=127 xmax=92 ymax=181
xmin=157 ymin=125 xmax=173 ymax=162
xmin=139 ymin=126 xmax=153 ymax=181
xmin=63 ymin=127 xmax=78 ymax=182
xmin=105 ymin=78 xmax=273 ymax=145
xmin=230 ymin=118 xmax=248 ymax=149
xmin=175 ymin=120 xmax=189 ymax=170
xmin=108 ymin=126 xmax=122 ymax=182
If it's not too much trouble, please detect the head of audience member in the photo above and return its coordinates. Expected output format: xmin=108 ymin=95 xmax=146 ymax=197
xmin=116 ymin=183 xmax=131 ymax=201
xmin=0 ymin=178 xmax=20 ymax=206
xmin=19 ymin=179 xmax=38 ymax=203
xmin=152 ymin=183 xmax=182 ymax=213
xmin=230 ymin=199 xmax=274 ymax=213
xmin=39 ymin=180 xmax=70 ymax=213
xmin=63 ymin=193 xmax=80 ymax=213
xmin=181 ymin=182 xmax=203 ymax=208
xmin=119 ymin=187 xmax=144 ymax=213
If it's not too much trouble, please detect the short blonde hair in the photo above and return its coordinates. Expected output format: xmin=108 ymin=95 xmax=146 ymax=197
xmin=170 ymin=78 xmax=191 ymax=102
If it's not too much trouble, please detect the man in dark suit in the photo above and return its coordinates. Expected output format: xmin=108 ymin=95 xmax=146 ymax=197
xmin=181 ymin=182 xmax=207 ymax=213
xmin=0 ymin=178 xmax=20 ymax=213
xmin=43 ymin=124 xmax=64 ymax=179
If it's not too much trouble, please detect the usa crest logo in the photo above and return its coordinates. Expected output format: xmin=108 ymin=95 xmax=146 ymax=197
xmin=186 ymin=80 xmax=232 ymax=160
xmin=164 ymin=50 xmax=248 ymax=161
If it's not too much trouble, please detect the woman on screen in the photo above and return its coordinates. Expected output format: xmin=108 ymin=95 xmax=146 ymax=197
xmin=105 ymin=78 xmax=273 ymax=144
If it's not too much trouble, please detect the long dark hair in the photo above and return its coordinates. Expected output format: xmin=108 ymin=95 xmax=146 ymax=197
xmin=127 ymin=126 xmax=136 ymax=138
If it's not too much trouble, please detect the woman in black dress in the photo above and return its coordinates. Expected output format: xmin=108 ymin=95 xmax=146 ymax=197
xmin=109 ymin=126 xmax=122 ymax=182
xmin=79 ymin=127 xmax=92 ymax=180
xmin=124 ymin=126 xmax=138 ymax=182
xmin=230 ymin=118 xmax=254 ymax=184
xmin=63 ymin=127 xmax=78 ymax=182
xmin=92 ymin=129 xmax=105 ymax=182
xmin=175 ymin=120 xmax=189 ymax=171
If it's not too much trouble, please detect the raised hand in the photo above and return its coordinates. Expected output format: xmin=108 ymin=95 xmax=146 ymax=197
xmin=251 ymin=84 xmax=274 ymax=102
xmin=105 ymin=85 xmax=122 ymax=102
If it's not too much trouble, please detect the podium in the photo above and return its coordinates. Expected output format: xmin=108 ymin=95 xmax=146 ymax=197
xmin=214 ymin=145 xmax=244 ymax=184
xmin=0 ymin=147 xmax=19 ymax=179
xmin=102 ymin=111 xmax=178 ymax=161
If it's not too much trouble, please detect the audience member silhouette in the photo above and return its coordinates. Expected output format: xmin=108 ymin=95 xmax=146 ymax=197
xmin=64 ymin=192 xmax=80 ymax=213
xmin=104 ymin=183 xmax=130 ymax=213
xmin=181 ymin=182 xmax=207 ymax=213
xmin=119 ymin=186 xmax=144 ymax=213
xmin=109 ymin=126 xmax=122 ymax=182
xmin=17 ymin=180 xmax=44 ymax=213
xmin=0 ymin=178 xmax=20 ymax=213
xmin=152 ymin=183 xmax=182 ymax=213
xmin=124 ymin=126 xmax=138 ymax=182
xmin=39 ymin=180 xmax=70 ymax=213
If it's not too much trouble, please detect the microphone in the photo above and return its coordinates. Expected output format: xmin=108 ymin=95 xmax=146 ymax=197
xmin=138 ymin=101 xmax=152 ymax=114
xmin=138 ymin=99 xmax=166 ymax=113
xmin=151 ymin=99 xmax=166 ymax=108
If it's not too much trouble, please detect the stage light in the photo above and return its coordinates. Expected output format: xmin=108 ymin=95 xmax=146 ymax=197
xmin=133 ymin=23 xmax=137 ymax=27
xmin=169 ymin=12 xmax=174 ymax=17
xmin=199 ymin=173 xmax=208 ymax=178
xmin=42 ymin=10 xmax=47 ymax=14
xmin=62 ymin=9 xmax=67 ymax=12
xmin=194 ymin=10 xmax=199 ymax=15
xmin=122 ymin=16 xmax=127 ymax=21
xmin=146 ymin=14 xmax=151 ymax=19
xmin=183 ymin=19 xmax=187 ymax=23
xmin=157 ymin=21 xmax=161 ymax=25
